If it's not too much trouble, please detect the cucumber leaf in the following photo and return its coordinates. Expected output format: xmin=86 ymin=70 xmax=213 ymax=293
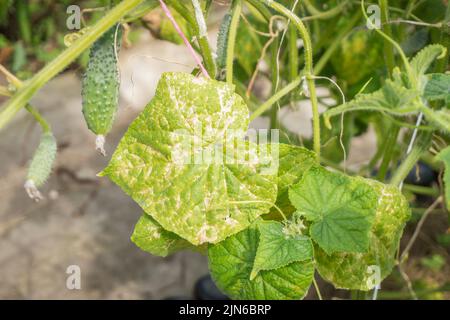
xmin=315 ymin=181 xmax=411 ymax=290
xmin=208 ymin=222 xmax=314 ymax=300
xmin=410 ymin=44 xmax=447 ymax=84
xmin=289 ymin=166 xmax=378 ymax=254
xmin=250 ymin=219 xmax=313 ymax=280
xmin=424 ymin=73 xmax=450 ymax=105
xmin=131 ymin=214 xmax=195 ymax=257
xmin=101 ymin=72 xmax=277 ymax=245
xmin=270 ymin=144 xmax=316 ymax=216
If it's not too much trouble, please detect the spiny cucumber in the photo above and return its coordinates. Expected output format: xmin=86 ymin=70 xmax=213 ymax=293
xmin=216 ymin=13 xmax=231 ymax=78
xmin=81 ymin=24 xmax=122 ymax=155
xmin=24 ymin=132 xmax=57 ymax=201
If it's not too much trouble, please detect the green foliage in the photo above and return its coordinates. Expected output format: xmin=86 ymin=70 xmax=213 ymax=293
xmin=289 ymin=166 xmax=378 ymax=254
xmin=131 ymin=214 xmax=195 ymax=257
xmin=208 ymin=221 xmax=315 ymax=300
xmin=4 ymin=0 xmax=448 ymax=301
xmin=324 ymin=44 xmax=449 ymax=134
xmin=331 ymin=29 xmax=383 ymax=85
xmin=424 ymin=73 xmax=450 ymax=106
xmin=81 ymin=24 xmax=122 ymax=137
xmin=250 ymin=219 xmax=313 ymax=279
xmin=315 ymin=181 xmax=410 ymax=290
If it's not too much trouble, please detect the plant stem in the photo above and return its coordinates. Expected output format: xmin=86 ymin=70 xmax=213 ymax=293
xmin=288 ymin=23 xmax=298 ymax=86
xmin=270 ymin=37 xmax=280 ymax=129
xmin=249 ymin=77 xmax=302 ymax=121
xmin=262 ymin=1 xmax=321 ymax=161
xmin=191 ymin=0 xmax=217 ymax=77
xmin=377 ymin=124 xmax=399 ymax=181
xmin=403 ymin=184 xmax=440 ymax=197
xmin=435 ymin=3 xmax=450 ymax=72
xmin=226 ymin=0 xmax=242 ymax=85
xmin=244 ymin=0 xmax=272 ymax=22
xmin=303 ymin=0 xmax=350 ymax=21
xmin=0 ymin=0 xmax=144 ymax=131
xmin=378 ymin=0 xmax=395 ymax=75
xmin=24 ymin=105 xmax=50 ymax=133
xmin=16 ymin=0 xmax=32 ymax=44
xmin=390 ymin=131 xmax=432 ymax=186
xmin=312 ymin=277 xmax=323 ymax=300
xmin=159 ymin=0 xmax=210 ymax=78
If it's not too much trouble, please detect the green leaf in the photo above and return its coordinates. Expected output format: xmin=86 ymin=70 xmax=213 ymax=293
xmin=101 ymin=72 xmax=277 ymax=245
xmin=323 ymin=79 xmax=420 ymax=127
xmin=131 ymin=214 xmax=194 ymax=257
xmin=436 ymin=146 xmax=450 ymax=209
xmin=250 ymin=219 xmax=313 ymax=280
xmin=410 ymin=44 xmax=447 ymax=82
xmin=288 ymin=166 xmax=378 ymax=254
xmin=269 ymin=144 xmax=315 ymax=216
xmin=331 ymin=29 xmax=383 ymax=85
xmin=208 ymin=222 xmax=314 ymax=300
xmin=424 ymin=73 xmax=450 ymax=105
xmin=315 ymin=181 xmax=411 ymax=290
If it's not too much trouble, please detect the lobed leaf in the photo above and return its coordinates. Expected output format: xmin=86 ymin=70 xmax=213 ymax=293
xmin=315 ymin=181 xmax=411 ymax=290
xmin=410 ymin=44 xmax=447 ymax=85
xmin=289 ymin=166 xmax=378 ymax=254
xmin=424 ymin=73 xmax=450 ymax=105
xmin=208 ymin=222 xmax=314 ymax=300
xmin=250 ymin=220 xmax=313 ymax=279
xmin=101 ymin=72 xmax=277 ymax=245
xmin=131 ymin=214 xmax=195 ymax=257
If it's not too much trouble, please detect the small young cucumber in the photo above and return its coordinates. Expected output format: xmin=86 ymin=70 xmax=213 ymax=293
xmin=216 ymin=13 xmax=231 ymax=78
xmin=24 ymin=132 xmax=57 ymax=201
xmin=81 ymin=24 xmax=122 ymax=155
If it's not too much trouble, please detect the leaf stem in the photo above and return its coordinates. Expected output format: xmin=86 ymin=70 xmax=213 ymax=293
xmin=226 ymin=0 xmax=242 ymax=85
xmin=24 ymin=105 xmax=51 ymax=133
xmin=0 ymin=0 xmax=144 ymax=131
xmin=378 ymin=0 xmax=396 ymax=75
xmin=250 ymin=76 xmax=302 ymax=121
xmin=390 ymin=131 xmax=432 ymax=186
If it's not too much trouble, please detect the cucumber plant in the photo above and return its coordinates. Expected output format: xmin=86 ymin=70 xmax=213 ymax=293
xmin=1 ymin=0 xmax=449 ymax=300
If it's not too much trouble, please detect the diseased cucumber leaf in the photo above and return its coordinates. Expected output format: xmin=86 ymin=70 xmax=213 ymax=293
xmin=101 ymin=72 xmax=277 ymax=245
xmin=269 ymin=144 xmax=316 ymax=217
xmin=131 ymin=214 xmax=195 ymax=257
xmin=424 ymin=73 xmax=450 ymax=105
xmin=436 ymin=146 xmax=450 ymax=209
xmin=208 ymin=222 xmax=314 ymax=300
xmin=250 ymin=219 xmax=313 ymax=280
xmin=288 ymin=166 xmax=377 ymax=254
xmin=315 ymin=181 xmax=411 ymax=291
